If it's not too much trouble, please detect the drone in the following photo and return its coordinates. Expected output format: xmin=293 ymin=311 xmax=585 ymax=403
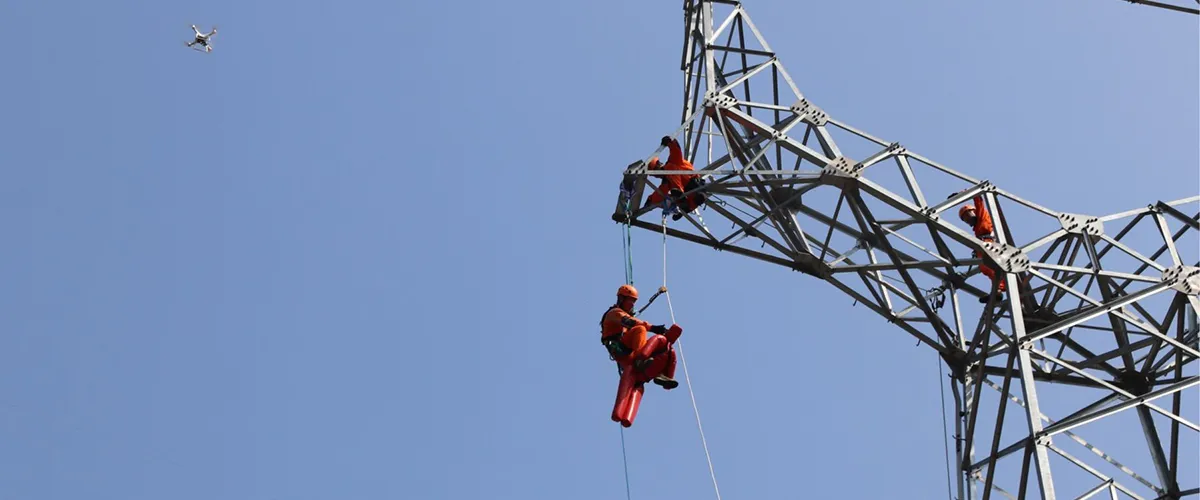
xmin=186 ymin=25 xmax=217 ymax=52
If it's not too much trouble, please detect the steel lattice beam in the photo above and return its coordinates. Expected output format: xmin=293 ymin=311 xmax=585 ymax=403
xmin=613 ymin=2 xmax=1199 ymax=498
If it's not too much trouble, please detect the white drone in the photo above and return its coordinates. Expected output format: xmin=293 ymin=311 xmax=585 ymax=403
xmin=186 ymin=25 xmax=217 ymax=52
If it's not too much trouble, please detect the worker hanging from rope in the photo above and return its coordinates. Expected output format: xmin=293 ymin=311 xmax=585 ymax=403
xmin=644 ymin=136 xmax=707 ymax=221
xmin=600 ymin=284 xmax=683 ymax=427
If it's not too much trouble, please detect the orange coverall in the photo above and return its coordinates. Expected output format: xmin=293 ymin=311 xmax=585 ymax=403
xmin=645 ymin=139 xmax=699 ymax=207
xmin=970 ymin=195 xmax=1005 ymax=293
xmin=601 ymin=306 xmax=650 ymax=360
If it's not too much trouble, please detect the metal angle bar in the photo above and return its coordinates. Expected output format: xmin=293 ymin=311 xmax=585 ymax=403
xmin=1026 ymin=280 xmax=1174 ymax=344
xmin=1162 ymin=195 xmax=1200 ymax=208
xmin=953 ymin=379 xmax=969 ymax=500
xmin=812 ymin=124 xmax=844 ymax=159
xmin=983 ymin=379 xmax=1162 ymax=495
xmin=717 ymin=114 xmax=813 ymax=255
xmin=1100 ymin=205 xmax=1156 ymax=223
xmin=968 ymin=435 xmax=1029 ymax=474
xmin=1029 ymin=263 xmax=1162 ymax=284
xmin=1136 ymin=406 xmax=1179 ymax=497
xmin=981 ymin=345 xmax=1019 ymax=499
xmin=822 ymin=117 xmax=891 ymax=148
xmin=716 ymin=58 xmax=774 ymax=95
xmin=624 ymin=217 xmax=815 ymax=273
xmin=709 ymin=6 xmax=739 ymax=44
xmin=1140 ymin=298 xmax=1183 ymax=374
xmin=1097 ymin=233 xmax=1169 ymax=272
xmin=819 ymin=192 xmax=845 ymax=262
xmin=1023 ymin=229 xmax=1070 ymax=255
xmin=990 ymin=192 xmax=1057 ymax=499
xmin=880 ymin=225 xmax=957 ymax=265
xmin=895 ymin=156 xmax=929 ymax=208
xmin=718 ymin=106 xmax=832 ymax=166
xmin=1038 ymin=377 xmax=1199 ymax=438
xmin=707 ymin=44 xmax=774 ymax=58
xmin=1056 ymin=336 xmax=1156 ymax=377
xmin=1026 ymin=268 xmax=1167 ymax=339
xmin=851 ymin=193 xmax=957 ymax=343
xmin=1030 ymin=349 xmax=1199 ymax=432
xmin=1074 ymin=479 xmax=1114 ymax=500
xmin=1155 ymin=201 xmax=1199 ymax=230
xmin=1151 ymin=212 xmax=1183 ymax=267
xmin=975 ymin=477 xmax=1019 ymax=500
xmin=992 ymin=187 xmax=1060 ymax=218
xmin=737 ymin=101 xmax=793 ymax=113
xmin=1168 ymin=305 xmax=1187 ymax=498
xmin=733 ymin=6 xmax=775 ymax=53
xmin=703 ymin=201 xmax=796 ymax=257
xmin=1047 ymin=444 xmax=1149 ymax=500
xmin=901 ymin=149 xmax=982 ymax=185
xmin=854 ymin=268 xmax=890 ymax=312
xmin=830 ymin=258 xmax=981 ymax=274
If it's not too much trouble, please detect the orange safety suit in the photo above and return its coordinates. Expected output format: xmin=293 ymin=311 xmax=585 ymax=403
xmin=600 ymin=302 xmax=683 ymax=427
xmin=969 ymin=195 xmax=1005 ymax=293
xmin=600 ymin=305 xmax=652 ymax=361
xmin=645 ymin=139 xmax=699 ymax=207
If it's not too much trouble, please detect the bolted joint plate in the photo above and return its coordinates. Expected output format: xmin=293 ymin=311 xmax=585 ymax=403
xmin=1163 ymin=265 xmax=1200 ymax=295
xmin=819 ymin=156 xmax=863 ymax=190
xmin=705 ymin=91 xmax=738 ymax=109
xmin=979 ymin=241 xmax=1031 ymax=273
xmin=790 ymin=99 xmax=829 ymax=126
xmin=821 ymin=156 xmax=862 ymax=178
xmin=1057 ymin=213 xmax=1104 ymax=236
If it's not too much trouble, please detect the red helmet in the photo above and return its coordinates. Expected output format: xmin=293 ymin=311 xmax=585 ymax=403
xmin=958 ymin=204 xmax=975 ymax=219
xmin=617 ymin=284 xmax=639 ymax=300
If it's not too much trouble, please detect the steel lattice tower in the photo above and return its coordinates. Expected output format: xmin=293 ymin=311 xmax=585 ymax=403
xmin=613 ymin=2 xmax=1199 ymax=499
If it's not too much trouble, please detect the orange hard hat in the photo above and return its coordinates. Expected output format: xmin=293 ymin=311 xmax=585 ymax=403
xmin=647 ymin=158 xmax=660 ymax=168
xmin=617 ymin=284 xmax=639 ymax=300
xmin=958 ymin=204 xmax=975 ymax=219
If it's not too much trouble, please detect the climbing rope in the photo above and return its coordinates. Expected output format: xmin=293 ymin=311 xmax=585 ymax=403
xmin=938 ymin=355 xmax=954 ymax=500
xmin=619 ymin=424 xmax=632 ymax=500
xmin=661 ymin=216 xmax=723 ymax=500
xmin=618 ymin=197 xmax=635 ymax=500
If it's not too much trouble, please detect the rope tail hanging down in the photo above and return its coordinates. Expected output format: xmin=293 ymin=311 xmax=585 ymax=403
xmin=661 ymin=216 xmax=723 ymax=500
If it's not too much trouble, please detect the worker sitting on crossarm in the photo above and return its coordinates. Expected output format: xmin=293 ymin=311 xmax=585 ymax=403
xmin=644 ymin=136 xmax=706 ymax=221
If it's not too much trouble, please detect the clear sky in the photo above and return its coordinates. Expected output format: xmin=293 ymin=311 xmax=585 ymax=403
xmin=1 ymin=0 xmax=1196 ymax=499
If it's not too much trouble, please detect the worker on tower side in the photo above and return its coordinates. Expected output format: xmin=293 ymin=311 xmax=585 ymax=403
xmin=601 ymin=284 xmax=683 ymax=427
xmin=958 ymin=195 xmax=1005 ymax=303
xmin=645 ymin=136 xmax=706 ymax=221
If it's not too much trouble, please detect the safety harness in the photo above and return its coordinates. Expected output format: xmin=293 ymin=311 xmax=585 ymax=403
xmin=600 ymin=306 xmax=636 ymax=360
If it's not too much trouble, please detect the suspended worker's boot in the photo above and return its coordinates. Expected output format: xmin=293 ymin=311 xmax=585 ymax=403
xmin=653 ymin=343 xmax=679 ymax=390
xmin=652 ymin=375 xmax=679 ymax=390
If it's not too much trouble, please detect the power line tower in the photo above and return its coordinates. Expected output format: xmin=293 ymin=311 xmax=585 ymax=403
xmin=613 ymin=1 xmax=1199 ymax=498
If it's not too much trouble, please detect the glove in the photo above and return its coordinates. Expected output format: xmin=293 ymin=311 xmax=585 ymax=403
xmin=649 ymin=325 xmax=668 ymax=334
xmin=660 ymin=136 xmax=673 ymax=147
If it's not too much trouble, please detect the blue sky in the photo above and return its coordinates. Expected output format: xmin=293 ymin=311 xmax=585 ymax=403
xmin=1 ymin=0 xmax=1196 ymax=499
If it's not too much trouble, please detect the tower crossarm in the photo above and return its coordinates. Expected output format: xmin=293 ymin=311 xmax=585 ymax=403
xmin=613 ymin=2 xmax=1200 ymax=498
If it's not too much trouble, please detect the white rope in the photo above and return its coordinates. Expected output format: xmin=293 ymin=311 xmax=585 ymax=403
xmin=662 ymin=217 xmax=723 ymax=500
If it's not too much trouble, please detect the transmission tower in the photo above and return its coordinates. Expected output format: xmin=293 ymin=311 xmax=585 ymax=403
xmin=613 ymin=2 xmax=1199 ymax=499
